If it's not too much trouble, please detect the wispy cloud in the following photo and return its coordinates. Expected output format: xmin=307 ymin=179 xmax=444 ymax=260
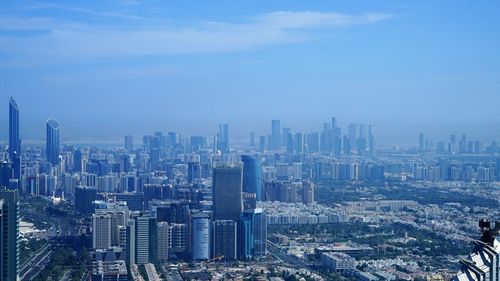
xmin=19 ymin=0 xmax=149 ymax=21
xmin=0 ymin=9 xmax=391 ymax=62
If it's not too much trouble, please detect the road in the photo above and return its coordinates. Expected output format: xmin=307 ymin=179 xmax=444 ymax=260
xmin=20 ymin=226 xmax=61 ymax=281
xmin=20 ymin=247 xmax=54 ymax=281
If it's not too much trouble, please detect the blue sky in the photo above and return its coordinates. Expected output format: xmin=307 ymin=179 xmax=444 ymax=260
xmin=0 ymin=1 xmax=499 ymax=145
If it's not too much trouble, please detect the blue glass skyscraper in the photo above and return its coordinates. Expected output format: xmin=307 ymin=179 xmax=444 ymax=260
xmin=46 ymin=118 xmax=60 ymax=165
xmin=239 ymin=211 xmax=254 ymax=260
xmin=212 ymin=166 xmax=243 ymax=222
xmin=242 ymin=155 xmax=262 ymax=201
xmin=8 ymin=97 xmax=20 ymax=161
xmin=0 ymin=188 xmax=20 ymax=281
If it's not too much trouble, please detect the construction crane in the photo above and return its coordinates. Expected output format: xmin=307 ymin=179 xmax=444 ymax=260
xmin=206 ymin=256 xmax=224 ymax=263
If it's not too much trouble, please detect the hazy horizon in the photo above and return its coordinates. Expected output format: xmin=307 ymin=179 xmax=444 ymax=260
xmin=1 ymin=1 xmax=499 ymax=146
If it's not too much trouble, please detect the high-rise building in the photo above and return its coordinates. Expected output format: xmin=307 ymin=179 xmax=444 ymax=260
xmin=306 ymin=132 xmax=320 ymax=153
xmin=75 ymin=186 xmax=98 ymax=215
xmin=0 ymin=189 xmax=19 ymax=281
xmin=253 ymin=208 xmax=267 ymax=257
xmin=368 ymin=125 xmax=376 ymax=157
xmin=73 ymin=149 xmax=83 ymax=172
xmin=191 ymin=212 xmax=210 ymax=261
xmin=249 ymin=132 xmax=255 ymax=147
xmin=157 ymin=222 xmax=170 ymax=262
xmin=270 ymin=120 xmax=281 ymax=150
xmin=150 ymin=136 xmax=160 ymax=171
xmin=293 ymin=163 xmax=303 ymax=180
xmin=94 ymin=203 xmax=130 ymax=249
xmin=46 ymin=118 xmax=60 ymax=165
xmin=212 ymin=220 xmax=237 ymax=261
xmin=135 ymin=216 xmax=150 ymax=264
xmin=348 ymin=124 xmax=359 ymax=154
xmin=217 ymin=123 xmax=229 ymax=152
xmin=302 ymin=180 xmax=315 ymax=204
xmin=0 ymin=163 xmax=13 ymax=189
xmin=188 ymin=162 xmax=201 ymax=183
xmin=170 ymin=223 xmax=187 ymax=254
xmin=239 ymin=211 xmax=254 ymax=260
xmin=8 ymin=98 xmax=21 ymax=182
xmin=8 ymin=97 xmax=20 ymax=162
xmin=418 ymin=133 xmax=425 ymax=152
xmin=212 ymin=166 xmax=243 ymax=222
xmin=259 ymin=136 xmax=267 ymax=152
xmin=241 ymin=155 xmax=262 ymax=201
xmin=124 ymin=135 xmax=133 ymax=152
xmin=148 ymin=217 xmax=158 ymax=264
xmin=293 ymin=132 xmax=304 ymax=154
xmin=125 ymin=219 xmax=136 ymax=265
xmin=92 ymin=213 xmax=112 ymax=250
xmin=190 ymin=136 xmax=205 ymax=152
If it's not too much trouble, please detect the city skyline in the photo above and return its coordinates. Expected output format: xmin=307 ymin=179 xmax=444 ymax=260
xmin=2 ymin=95 xmax=500 ymax=148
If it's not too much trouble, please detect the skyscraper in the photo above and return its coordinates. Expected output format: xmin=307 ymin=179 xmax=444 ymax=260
xmin=8 ymin=98 xmax=21 ymax=182
xmin=239 ymin=211 xmax=254 ymax=260
xmin=253 ymin=208 xmax=267 ymax=257
xmin=241 ymin=155 xmax=262 ymax=201
xmin=0 ymin=189 xmax=19 ymax=281
xmin=212 ymin=220 xmax=237 ymax=261
xmin=188 ymin=162 xmax=201 ymax=183
xmin=0 ymin=163 xmax=13 ymax=189
xmin=136 ymin=216 xmax=150 ymax=264
xmin=157 ymin=222 xmax=170 ymax=262
xmin=212 ymin=166 xmax=243 ymax=222
xmin=124 ymin=135 xmax=133 ymax=152
xmin=293 ymin=132 xmax=304 ymax=154
xmin=191 ymin=212 xmax=210 ymax=261
xmin=46 ymin=118 xmax=60 ymax=165
xmin=75 ymin=186 xmax=98 ymax=215
xmin=259 ymin=136 xmax=267 ymax=152
xmin=8 ymin=97 xmax=20 ymax=162
xmin=150 ymin=136 xmax=160 ymax=171
xmin=217 ymin=123 xmax=229 ymax=152
xmin=125 ymin=219 xmax=136 ymax=266
xmin=92 ymin=213 xmax=112 ymax=250
xmin=249 ymin=132 xmax=255 ymax=147
xmin=368 ymin=125 xmax=376 ymax=157
xmin=270 ymin=120 xmax=281 ymax=150
xmin=419 ymin=133 xmax=425 ymax=152
xmin=348 ymin=124 xmax=359 ymax=154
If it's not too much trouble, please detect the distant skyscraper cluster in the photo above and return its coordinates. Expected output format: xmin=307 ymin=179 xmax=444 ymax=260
xmin=257 ymin=118 xmax=375 ymax=157
xmin=418 ymin=132 xmax=500 ymax=154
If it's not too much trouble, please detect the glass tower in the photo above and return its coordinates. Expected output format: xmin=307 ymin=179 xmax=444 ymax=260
xmin=212 ymin=166 xmax=243 ymax=222
xmin=46 ymin=118 xmax=60 ymax=165
xmin=0 ymin=188 xmax=19 ymax=281
xmin=241 ymin=155 xmax=262 ymax=201
xmin=8 ymin=97 xmax=20 ymax=161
